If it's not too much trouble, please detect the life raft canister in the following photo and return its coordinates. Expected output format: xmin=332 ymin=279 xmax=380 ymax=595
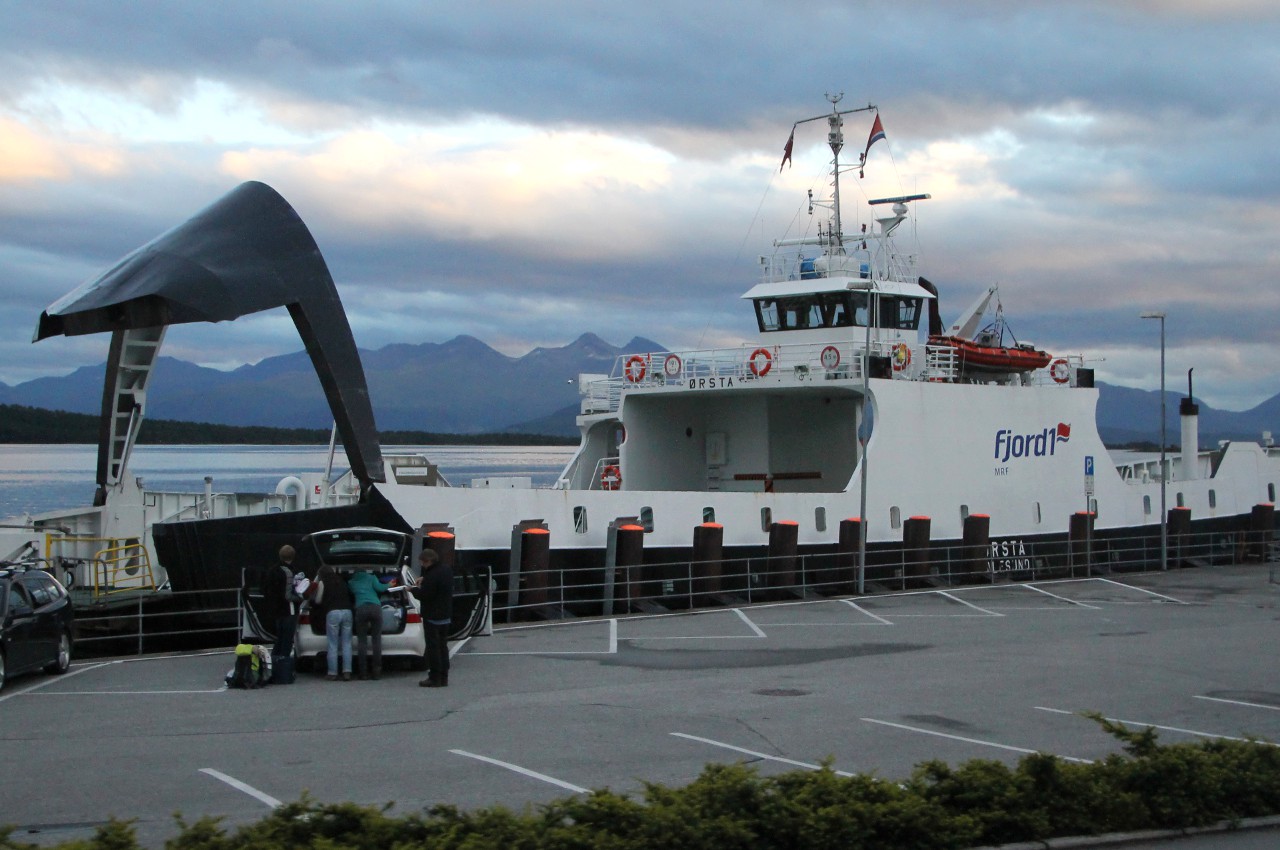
xmin=663 ymin=353 xmax=682 ymax=378
xmin=624 ymin=355 xmax=647 ymax=383
xmin=748 ymin=347 xmax=773 ymax=377
xmin=600 ymin=464 xmax=622 ymax=490
xmin=1049 ymin=358 xmax=1071 ymax=384
xmin=891 ymin=343 xmax=912 ymax=371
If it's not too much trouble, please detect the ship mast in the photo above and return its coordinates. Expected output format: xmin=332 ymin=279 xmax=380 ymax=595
xmin=826 ymin=93 xmax=845 ymax=253
xmin=774 ymin=96 xmax=876 ymax=257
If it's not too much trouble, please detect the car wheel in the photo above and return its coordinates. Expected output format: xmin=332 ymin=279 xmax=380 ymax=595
xmin=45 ymin=631 xmax=72 ymax=675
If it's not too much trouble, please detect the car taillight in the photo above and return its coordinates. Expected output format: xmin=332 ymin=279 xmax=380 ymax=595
xmin=406 ymin=611 xmax=422 ymax=624
xmin=299 ymin=612 xmax=311 ymax=625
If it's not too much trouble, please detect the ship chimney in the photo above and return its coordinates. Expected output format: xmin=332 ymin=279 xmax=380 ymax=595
xmin=1179 ymin=368 xmax=1199 ymax=481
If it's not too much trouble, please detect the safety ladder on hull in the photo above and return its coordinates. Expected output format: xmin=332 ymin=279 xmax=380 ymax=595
xmin=99 ymin=326 xmax=167 ymax=496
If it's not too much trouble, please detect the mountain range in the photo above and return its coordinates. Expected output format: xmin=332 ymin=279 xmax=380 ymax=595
xmin=1 ymin=333 xmax=1277 ymax=445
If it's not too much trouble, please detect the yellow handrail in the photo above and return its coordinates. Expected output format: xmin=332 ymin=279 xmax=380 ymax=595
xmin=44 ymin=535 xmax=157 ymax=601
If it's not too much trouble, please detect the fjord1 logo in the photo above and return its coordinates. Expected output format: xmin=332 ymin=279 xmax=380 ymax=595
xmin=994 ymin=423 xmax=1071 ymax=464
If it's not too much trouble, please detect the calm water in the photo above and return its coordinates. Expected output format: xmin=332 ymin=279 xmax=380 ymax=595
xmin=0 ymin=444 xmax=577 ymax=517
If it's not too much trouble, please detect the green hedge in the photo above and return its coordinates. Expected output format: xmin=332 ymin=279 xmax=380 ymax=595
xmin=6 ymin=719 xmax=1278 ymax=850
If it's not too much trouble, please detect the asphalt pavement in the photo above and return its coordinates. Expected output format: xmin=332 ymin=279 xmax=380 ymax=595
xmin=3 ymin=564 xmax=1280 ymax=849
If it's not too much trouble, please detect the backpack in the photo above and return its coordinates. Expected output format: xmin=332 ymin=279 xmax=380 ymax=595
xmin=227 ymin=643 xmax=269 ymax=689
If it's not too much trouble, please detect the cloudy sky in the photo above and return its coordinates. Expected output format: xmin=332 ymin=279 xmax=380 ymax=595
xmin=2 ymin=1 xmax=1278 ymax=411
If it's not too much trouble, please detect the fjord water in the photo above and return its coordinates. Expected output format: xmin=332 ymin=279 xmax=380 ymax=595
xmin=0 ymin=444 xmax=576 ymax=518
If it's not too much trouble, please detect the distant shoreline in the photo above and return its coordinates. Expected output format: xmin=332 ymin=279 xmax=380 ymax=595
xmin=0 ymin=403 xmax=576 ymax=446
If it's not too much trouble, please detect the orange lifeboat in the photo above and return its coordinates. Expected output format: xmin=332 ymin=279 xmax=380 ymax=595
xmin=928 ymin=335 xmax=1052 ymax=374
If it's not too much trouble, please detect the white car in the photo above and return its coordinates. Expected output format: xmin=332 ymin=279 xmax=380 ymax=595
xmin=295 ymin=527 xmax=427 ymax=672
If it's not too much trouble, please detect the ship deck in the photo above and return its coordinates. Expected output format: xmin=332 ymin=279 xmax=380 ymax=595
xmin=4 ymin=564 xmax=1280 ymax=848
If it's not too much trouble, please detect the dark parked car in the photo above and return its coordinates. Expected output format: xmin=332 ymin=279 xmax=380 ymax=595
xmin=0 ymin=564 xmax=75 ymax=692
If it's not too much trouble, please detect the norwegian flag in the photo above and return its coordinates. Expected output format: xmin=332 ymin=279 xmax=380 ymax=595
xmin=1056 ymin=423 xmax=1072 ymax=442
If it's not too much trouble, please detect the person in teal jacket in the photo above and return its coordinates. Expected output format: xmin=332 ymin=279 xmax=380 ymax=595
xmin=347 ymin=569 xmax=388 ymax=679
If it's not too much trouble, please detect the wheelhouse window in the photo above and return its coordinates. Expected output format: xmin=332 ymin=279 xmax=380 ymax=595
xmin=754 ymin=292 xmax=921 ymax=333
xmin=878 ymin=296 xmax=922 ymax=330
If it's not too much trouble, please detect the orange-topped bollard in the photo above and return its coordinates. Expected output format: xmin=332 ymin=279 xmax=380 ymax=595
xmin=767 ymin=520 xmax=799 ymax=598
xmin=962 ymin=513 xmax=990 ymax=583
xmin=692 ymin=522 xmax=724 ymax=603
xmin=514 ymin=525 xmax=551 ymax=617
xmin=903 ymin=515 xmax=932 ymax=584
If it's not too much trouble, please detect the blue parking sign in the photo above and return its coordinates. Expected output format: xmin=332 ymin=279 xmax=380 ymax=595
xmin=1085 ymin=456 xmax=1094 ymax=476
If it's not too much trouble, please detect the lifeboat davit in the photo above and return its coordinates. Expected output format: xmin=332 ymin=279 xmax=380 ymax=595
xmin=929 ymin=335 xmax=1053 ymax=374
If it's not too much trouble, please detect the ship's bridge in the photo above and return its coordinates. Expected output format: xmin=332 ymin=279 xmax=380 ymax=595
xmin=741 ymin=274 xmax=934 ymax=343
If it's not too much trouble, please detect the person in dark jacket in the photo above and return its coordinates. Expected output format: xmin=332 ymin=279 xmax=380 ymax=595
xmin=414 ymin=548 xmax=454 ymax=687
xmin=260 ymin=545 xmax=299 ymax=664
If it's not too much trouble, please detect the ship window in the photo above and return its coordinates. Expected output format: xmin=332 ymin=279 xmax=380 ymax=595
xmin=756 ymin=299 xmax=781 ymax=332
xmin=815 ymin=506 xmax=827 ymax=532
xmin=1143 ymin=496 xmax=1151 ymax=516
xmin=640 ymin=506 xmax=654 ymax=532
xmin=1177 ymin=492 xmax=1185 ymax=508
xmin=1270 ymin=483 xmax=1276 ymax=503
xmin=1209 ymin=490 xmax=1217 ymax=509
xmin=890 ymin=506 xmax=901 ymax=529
xmin=960 ymin=504 xmax=969 ymax=522
xmin=755 ymin=292 xmax=869 ymax=333
xmin=876 ymin=296 xmax=922 ymax=330
xmin=1034 ymin=501 xmax=1042 ymax=524
xmin=703 ymin=506 xmax=716 ymax=524
xmin=761 ymin=507 xmax=773 ymax=531
xmin=574 ymin=506 xmax=588 ymax=534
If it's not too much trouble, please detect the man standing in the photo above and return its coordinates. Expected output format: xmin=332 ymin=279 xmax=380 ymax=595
xmin=261 ymin=544 xmax=300 ymax=684
xmin=415 ymin=548 xmax=454 ymax=688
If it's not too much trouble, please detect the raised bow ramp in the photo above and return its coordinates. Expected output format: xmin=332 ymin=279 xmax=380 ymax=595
xmin=32 ymin=181 xmax=384 ymax=496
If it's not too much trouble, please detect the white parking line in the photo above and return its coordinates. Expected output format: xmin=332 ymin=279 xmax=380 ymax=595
xmin=1195 ymin=695 xmax=1280 ymax=712
xmin=938 ymin=591 xmax=1003 ymax=617
xmin=1022 ymin=584 xmax=1101 ymax=609
xmin=0 ymin=660 xmax=118 ymax=704
xmin=1095 ymin=577 xmax=1188 ymax=604
xmin=861 ymin=717 xmax=1092 ymax=763
xmin=1035 ymin=706 xmax=1273 ymax=744
xmin=733 ymin=609 xmax=766 ymax=638
xmin=841 ymin=599 xmax=893 ymax=625
xmin=199 ymin=768 xmax=282 ymax=808
xmin=466 ymin=618 xmax=618 ymax=655
xmin=450 ymin=749 xmax=588 ymax=793
xmin=30 ymin=688 xmax=227 ymax=695
xmin=671 ymin=732 xmax=854 ymax=776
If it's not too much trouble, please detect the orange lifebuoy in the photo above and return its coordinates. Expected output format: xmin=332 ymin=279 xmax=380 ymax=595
xmin=600 ymin=464 xmax=622 ymax=490
xmin=748 ymin=347 xmax=772 ymax=377
xmin=1049 ymin=358 xmax=1070 ymax=384
xmin=891 ymin=343 xmax=912 ymax=371
xmin=663 ymin=353 xmax=682 ymax=377
xmin=624 ymin=355 xmax=647 ymax=383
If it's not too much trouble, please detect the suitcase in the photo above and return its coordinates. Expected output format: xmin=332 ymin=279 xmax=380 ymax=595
xmin=271 ymin=653 xmax=295 ymax=685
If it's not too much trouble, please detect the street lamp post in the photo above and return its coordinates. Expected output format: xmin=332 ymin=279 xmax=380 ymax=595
xmin=1140 ymin=311 xmax=1167 ymax=571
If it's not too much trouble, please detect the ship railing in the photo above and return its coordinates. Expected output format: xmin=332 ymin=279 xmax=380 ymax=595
xmin=44 ymin=535 xmax=158 ymax=602
xmin=1027 ymin=353 xmax=1087 ymax=387
xmin=486 ymin=525 xmax=1272 ymax=623
xmin=603 ymin=340 xmax=1089 ymax=398
xmin=606 ymin=341 xmax=912 ymax=393
xmin=589 ymin=456 xmax=622 ymax=491
xmin=71 ymin=586 xmax=240 ymax=658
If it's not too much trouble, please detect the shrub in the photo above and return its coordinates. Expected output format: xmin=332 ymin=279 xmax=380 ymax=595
xmin=7 ymin=716 xmax=1278 ymax=850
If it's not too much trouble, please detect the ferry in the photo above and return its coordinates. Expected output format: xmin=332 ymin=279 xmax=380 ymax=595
xmin=12 ymin=96 xmax=1280 ymax=624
